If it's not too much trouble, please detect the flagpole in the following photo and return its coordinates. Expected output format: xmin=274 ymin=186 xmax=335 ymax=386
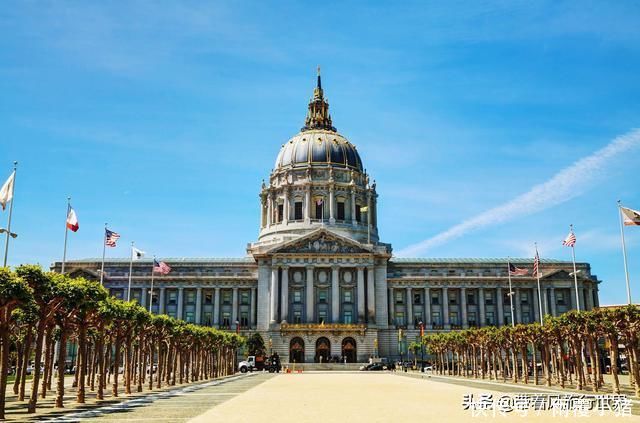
xmin=149 ymin=255 xmax=155 ymax=313
xmin=617 ymin=200 xmax=632 ymax=304
xmin=535 ymin=243 xmax=544 ymax=325
xmin=127 ymin=241 xmax=134 ymax=301
xmin=61 ymin=197 xmax=71 ymax=274
xmin=569 ymin=224 xmax=581 ymax=312
xmin=2 ymin=161 xmax=17 ymax=268
xmin=100 ymin=223 xmax=107 ymax=285
xmin=507 ymin=257 xmax=515 ymax=327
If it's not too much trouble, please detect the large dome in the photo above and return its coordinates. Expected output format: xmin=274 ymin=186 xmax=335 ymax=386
xmin=274 ymin=130 xmax=363 ymax=171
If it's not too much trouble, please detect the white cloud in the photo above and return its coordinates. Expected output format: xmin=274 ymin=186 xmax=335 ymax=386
xmin=397 ymin=128 xmax=640 ymax=257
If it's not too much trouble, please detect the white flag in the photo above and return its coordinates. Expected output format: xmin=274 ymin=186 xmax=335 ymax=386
xmin=0 ymin=171 xmax=15 ymax=211
xmin=132 ymin=246 xmax=146 ymax=260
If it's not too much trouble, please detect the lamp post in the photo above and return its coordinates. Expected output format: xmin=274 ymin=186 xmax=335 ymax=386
xmin=419 ymin=320 xmax=425 ymax=372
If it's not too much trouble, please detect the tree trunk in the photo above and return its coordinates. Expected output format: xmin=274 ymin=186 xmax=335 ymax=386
xmin=55 ymin=328 xmax=68 ymax=408
xmin=76 ymin=323 xmax=88 ymax=403
xmin=0 ymin=327 xmax=12 ymax=420
xmin=12 ymin=340 xmax=23 ymax=395
xmin=112 ymin=337 xmax=122 ymax=397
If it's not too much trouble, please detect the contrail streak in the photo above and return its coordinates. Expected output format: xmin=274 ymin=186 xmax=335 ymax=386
xmin=396 ymin=128 xmax=640 ymax=257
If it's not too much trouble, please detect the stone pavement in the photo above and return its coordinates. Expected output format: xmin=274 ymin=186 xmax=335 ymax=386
xmin=189 ymin=372 xmax=640 ymax=423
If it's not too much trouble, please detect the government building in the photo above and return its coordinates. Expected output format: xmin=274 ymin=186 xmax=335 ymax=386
xmin=55 ymin=72 xmax=601 ymax=363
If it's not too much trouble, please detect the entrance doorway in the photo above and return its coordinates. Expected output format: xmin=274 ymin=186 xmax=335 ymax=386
xmin=315 ymin=337 xmax=331 ymax=363
xmin=290 ymin=337 xmax=305 ymax=363
xmin=342 ymin=337 xmax=357 ymax=363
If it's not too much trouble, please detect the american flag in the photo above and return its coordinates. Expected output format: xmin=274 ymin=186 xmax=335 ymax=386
xmin=509 ymin=262 xmax=529 ymax=276
xmin=105 ymin=229 xmax=120 ymax=247
xmin=153 ymin=259 xmax=171 ymax=275
xmin=533 ymin=249 xmax=541 ymax=278
xmin=562 ymin=231 xmax=576 ymax=247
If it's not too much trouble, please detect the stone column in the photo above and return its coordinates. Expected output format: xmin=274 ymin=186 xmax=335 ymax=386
xmin=213 ymin=287 xmax=220 ymax=326
xmin=543 ymin=287 xmax=549 ymax=316
xmin=281 ymin=267 xmax=289 ymax=322
xmin=351 ymin=189 xmax=357 ymax=225
xmin=496 ymin=287 xmax=504 ymax=326
xmin=367 ymin=266 xmax=375 ymax=323
xmin=140 ymin=285 xmax=147 ymax=308
xmin=232 ymin=288 xmax=238 ymax=329
xmin=550 ymin=287 xmax=557 ymax=316
xmin=306 ymin=266 xmax=314 ymax=322
xmin=331 ymin=266 xmax=340 ymax=322
xmin=586 ymin=286 xmax=594 ymax=310
xmin=266 ymin=193 xmax=272 ymax=228
xmin=366 ymin=191 xmax=372 ymax=241
xmin=159 ymin=287 xmax=166 ymax=314
xmin=532 ymin=287 xmax=540 ymax=324
xmin=329 ymin=186 xmax=335 ymax=224
xmin=283 ymin=187 xmax=289 ymax=224
xmin=270 ymin=267 xmax=278 ymax=324
xmin=305 ymin=185 xmax=311 ymax=223
xmin=195 ymin=287 xmax=203 ymax=325
xmin=424 ymin=287 xmax=431 ymax=327
xmin=460 ymin=287 xmax=467 ymax=328
xmin=478 ymin=288 xmax=485 ymax=327
xmin=514 ymin=288 xmax=522 ymax=324
xmin=177 ymin=287 xmax=184 ymax=320
xmin=406 ymin=287 xmax=413 ymax=328
xmin=570 ymin=284 xmax=578 ymax=311
xmin=443 ymin=287 xmax=450 ymax=328
xmin=250 ymin=287 xmax=257 ymax=328
xmin=388 ymin=287 xmax=394 ymax=325
xmin=357 ymin=266 xmax=365 ymax=323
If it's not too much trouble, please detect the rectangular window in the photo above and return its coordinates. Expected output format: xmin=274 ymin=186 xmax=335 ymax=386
xmin=203 ymin=312 xmax=213 ymax=326
xmin=186 ymin=291 xmax=196 ymax=304
xmin=222 ymin=312 xmax=231 ymax=327
xmin=413 ymin=311 xmax=423 ymax=326
xmin=318 ymin=309 xmax=327 ymax=324
xmin=485 ymin=294 xmax=494 ymax=306
xmin=413 ymin=293 xmax=422 ymax=304
xmin=449 ymin=293 xmax=458 ymax=305
xmin=485 ymin=312 xmax=494 ymax=326
xmin=557 ymin=292 xmax=566 ymax=306
xmin=395 ymin=291 xmax=404 ymax=304
xmin=151 ymin=294 xmax=159 ymax=305
xmin=110 ymin=289 xmax=124 ymax=299
xmin=450 ymin=311 xmax=459 ymax=325
xmin=522 ymin=312 xmax=530 ymax=323
xmin=277 ymin=204 xmax=284 ymax=223
xmin=222 ymin=291 xmax=232 ymax=305
xmin=343 ymin=290 xmax=353 ymax=303
xmin=355 ymin=205 xmax=361 ymax=222
xmin=204 ymin=293 xmax=213 ymax=305
xmin=468 ymin=312 xmax=477 ymax=327
xmin=132 ymin=289 xmax=142 ymax=303
xmin=432 ymin=311 xmax=441 ymax=326
xmin=503 ymin=292 xmax=511 ymax=305
xmin=395 ymin=312 xmax=405 ymax=326
xmin=240 ymin=312 xmax=249 ymax=327
xmin=337 ymin=201 xmax=345 ymax=220
xmin=294 ymin=310 xmax=302 ymax=324
xmin=431 ymin=292 xmax=440 ymax=305
xmin=467 ymin=293 xmax=476 ymax=306
xmin=294 ymin=201 xmax=303 ymax=220
xmin=318 ymin=289 xmax=328 ymax=303
xmin=185 ymin=311 xmax=195 ymax=323
xmin=344 ymin=310 xmax=353 ymax=324
xmin=520 ymin=292 xmax=529 ymax=304
xmin=168 ymin=291 xmax=177 ymax=305
xmin=315 ymin=201 xmax=323 ymax=219
xmin=240 ymin=291 xmax=250 ymax=305
xmin=293 ymin=290 xmax=302 ymax=303
xmin=503 ymin=313 xmax=512 ymax=326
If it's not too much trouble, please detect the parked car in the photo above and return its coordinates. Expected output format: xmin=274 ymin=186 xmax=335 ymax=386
xmin=365 ymin=363 xmax=387 ymax=371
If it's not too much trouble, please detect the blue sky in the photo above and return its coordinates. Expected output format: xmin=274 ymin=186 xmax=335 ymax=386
xmin=1 ymin=1 xmax=639 ymax=306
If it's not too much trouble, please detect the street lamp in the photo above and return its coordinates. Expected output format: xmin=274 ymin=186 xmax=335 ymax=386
xmin=419 ymin=320 xmax=425 ymax=372
xmin=0 ymin=228 xmax=17 ymax=238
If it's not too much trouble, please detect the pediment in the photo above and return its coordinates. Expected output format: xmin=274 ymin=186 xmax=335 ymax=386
xmin=68 ymin=268 xmax=100 ymax=281
xmin=267 ymin=229 xmax=372 ymax=255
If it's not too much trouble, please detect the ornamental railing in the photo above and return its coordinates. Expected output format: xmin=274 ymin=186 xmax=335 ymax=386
xmin=280 ymin=323 xmax=367 ymax=335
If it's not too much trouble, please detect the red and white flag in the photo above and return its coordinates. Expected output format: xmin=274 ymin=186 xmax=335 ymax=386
xmin=66 ymin=207 xmax=79 ymax=232
xmin=620 ymin=206 xmax=640 ymax=226
xmin=562 ymin=231 xmax=576 ymax=247
xmin=533 ymin=249 xmax=541 ymax=278
xmin=509 ymin=262 xmax=529 ymax=276
xmin=153 ymin=259 xmax=171 ymax=275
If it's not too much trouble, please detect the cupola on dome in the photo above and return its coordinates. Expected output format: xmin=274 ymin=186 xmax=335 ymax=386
xmin=273 ymin=68 xmax=363 ymax=172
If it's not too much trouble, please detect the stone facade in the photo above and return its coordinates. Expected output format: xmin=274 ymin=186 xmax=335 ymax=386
xmin=53 ymin=71 xmax=601 ymax=363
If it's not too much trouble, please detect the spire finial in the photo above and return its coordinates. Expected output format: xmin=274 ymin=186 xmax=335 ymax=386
xmin=302 ymin=67 xmax=335 ymax=132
